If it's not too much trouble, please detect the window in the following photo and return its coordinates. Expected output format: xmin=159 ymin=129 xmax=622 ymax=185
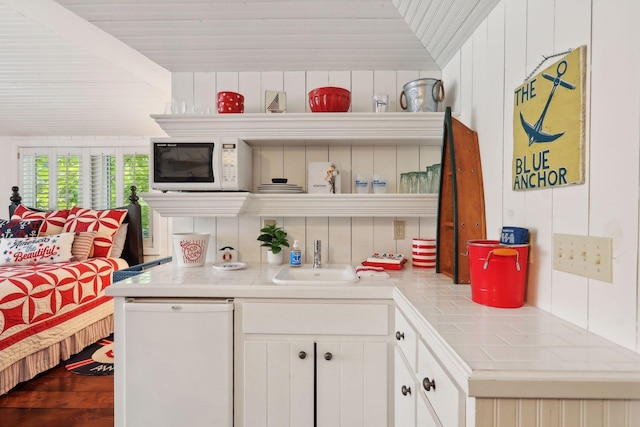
xmin=18 ymin=145 xmax=152 ymax=245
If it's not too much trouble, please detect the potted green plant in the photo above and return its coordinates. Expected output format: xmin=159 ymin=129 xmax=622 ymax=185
xmin=257 ymin=223 xmax=290 ymax=265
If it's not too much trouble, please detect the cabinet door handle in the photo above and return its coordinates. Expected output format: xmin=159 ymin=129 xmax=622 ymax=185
xmin=395 ymin=331 xmax=405 ymax=341
xmin=401 ymin=385 xmax=412 ymax=396
xmin=324 ymin=352 xmax=333 ymax=361
xmin=298 ymin=351 xmax=307 ymax=360
xmin=423 ymin=377 xmax=436 ymax=392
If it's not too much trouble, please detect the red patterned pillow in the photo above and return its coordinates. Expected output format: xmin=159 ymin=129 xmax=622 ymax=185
xmin=63 ymin=207 xmax=127 ymax=258
xmin=11 ymin=205 xmax=70 ymax=236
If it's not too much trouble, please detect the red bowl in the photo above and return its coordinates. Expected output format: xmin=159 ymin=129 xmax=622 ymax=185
xmin=217 ymin=101 xmax=244 ymax=114
xmin=217 ymin=91 xmax=245 ymax=114
xmin=308 ymin=87 xmax=351 ymax=112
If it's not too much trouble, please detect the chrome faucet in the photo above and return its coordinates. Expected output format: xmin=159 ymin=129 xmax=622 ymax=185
xmin=313 ymin=240 xmax=321 ymax=268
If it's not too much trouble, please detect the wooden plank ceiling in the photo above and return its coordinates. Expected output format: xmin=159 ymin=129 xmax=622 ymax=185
xmin=0 ymin=0 xmax=499 ymax=136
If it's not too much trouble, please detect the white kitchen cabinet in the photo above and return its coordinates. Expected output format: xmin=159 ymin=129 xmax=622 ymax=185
xmin=236 ymin=300 xmax=391 ymax=427
xmin=243 ymin=340 xmax=315 ymax=427
xmin=119 ymin=298 xmax=233 ymax=427
xmin=394 ymin=307 xmax=464 ymax=427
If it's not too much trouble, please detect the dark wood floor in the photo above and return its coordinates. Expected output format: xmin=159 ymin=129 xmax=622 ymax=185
xmin=0 ymin=365 xmax=114 ymax=427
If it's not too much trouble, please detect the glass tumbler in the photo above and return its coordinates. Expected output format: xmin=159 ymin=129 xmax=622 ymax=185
xmin=425 ymin=166 xmax=433 ymax=193
xmin=407 ymin=172 xmax=418 ymax=193
xmin=430 ymin=164 xmax=441 ymax=193
xmin=417 ymin=171 xmax=428 ymax=193
xmin=354 ymin=174 xmax=369 ymax=194
xmin=400 ymin=173 xmax=409 ymax=193
xmin=372 ymin=174 xmax=387 ymax=193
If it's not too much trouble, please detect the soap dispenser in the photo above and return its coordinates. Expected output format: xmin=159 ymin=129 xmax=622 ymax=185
xmin=290 ymin=240 xmax=302 ymax=267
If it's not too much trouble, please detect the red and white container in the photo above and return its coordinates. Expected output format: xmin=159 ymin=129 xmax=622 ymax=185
xmin=412 ymin=237 xmax=436 ymax=268
xmin=217 ymin=91 xmax=245 ymax=114
xmin=172 ymin=233 xmax=210 ymax=267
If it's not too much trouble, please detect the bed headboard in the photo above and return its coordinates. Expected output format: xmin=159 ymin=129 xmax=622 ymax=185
xmin=8 ymin=186 xmax=144 ymax=267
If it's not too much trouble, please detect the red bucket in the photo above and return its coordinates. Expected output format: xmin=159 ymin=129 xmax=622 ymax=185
xmin=467 ymin=240 xmax=528 ymax=308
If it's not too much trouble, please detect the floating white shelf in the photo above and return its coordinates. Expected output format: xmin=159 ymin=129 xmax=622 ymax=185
xmin=141 ymin=192 xmax=438 ymax=218
xmin=140 ymin=192 xmax=251 ymax=217
xmin=244 ymin=193 xmax=438 ymax=217
xmin=147 ymin=112 xmax=445 ymax=218
xmin=151 ymin=112 xmax=445 ymax=146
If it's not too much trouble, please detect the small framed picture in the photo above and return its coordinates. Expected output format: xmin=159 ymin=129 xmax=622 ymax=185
xmin=308 ymin=162 xmax=341 ymax=194
xmin=265 ymin=91 xmax=286 ymax=113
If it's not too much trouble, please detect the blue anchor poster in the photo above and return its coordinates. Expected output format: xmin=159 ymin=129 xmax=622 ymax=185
xmin=512 ymin=45 xmax=586 ymax=190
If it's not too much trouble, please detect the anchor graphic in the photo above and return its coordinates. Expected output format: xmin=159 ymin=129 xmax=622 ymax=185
xmin=520 ymin=60 xmax=576 ymax=146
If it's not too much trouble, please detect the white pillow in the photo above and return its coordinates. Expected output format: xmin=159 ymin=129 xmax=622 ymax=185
xmin=110 ymin=223 xmax=128 ymax=259
xmin=0 ymin=232 xmax=75 ymax=266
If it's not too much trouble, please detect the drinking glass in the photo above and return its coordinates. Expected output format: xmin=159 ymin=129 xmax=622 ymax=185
xmin=373 ymin=94 xmax=389 ymax=113
xmin=407 ymin=172 xmax=418 ymax=193
xmin=417 ymin=171 xmax=428 ymax=193
xmin=354 ymin=174 xmax=370 ymax=194
xmin=430 ymin=164 xmax=441 ymax=193
xmin=425 ymin=166 xmax=433 ymax=193
xmin=372 ymin=174 xmax=387 ymax=193
xmin=399 ymin=173 xmax=409 ymax=193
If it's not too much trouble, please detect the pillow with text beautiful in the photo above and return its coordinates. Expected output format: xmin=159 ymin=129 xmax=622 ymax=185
xmin=0 ymin=219 xmax=43 ymax=238
xmin=11 ymin=205 xmax=70 ymax=236
xmin=63 ymin=207 xmax=127 ymax=258
xmin=0 ymin=232 xmax=75 ymax=266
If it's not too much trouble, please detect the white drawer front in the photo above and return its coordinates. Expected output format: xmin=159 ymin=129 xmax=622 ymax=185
xmin=394 ymin=307 xmax=418 ymax=370
xmin=242 ymin=302 xmax=389 ymax=335
xmin=418 ymin=338 xmax=463 ymax=427
xmin=394 ymin=347 xmax=417 ymax=427
xmin=417 ymin=392 xmax=442 ymax=427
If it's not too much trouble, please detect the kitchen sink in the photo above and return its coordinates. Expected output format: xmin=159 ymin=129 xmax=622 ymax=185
xmin=272 ymin=264 xmax=359 ymax=285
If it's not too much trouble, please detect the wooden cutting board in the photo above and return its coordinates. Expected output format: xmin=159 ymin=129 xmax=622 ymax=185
xmin=436 ymin=107 xmax=486 ymax=284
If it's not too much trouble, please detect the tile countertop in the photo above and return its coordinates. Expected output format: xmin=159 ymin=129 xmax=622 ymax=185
xmin=107 ymin=262 xmax=640 ymax=400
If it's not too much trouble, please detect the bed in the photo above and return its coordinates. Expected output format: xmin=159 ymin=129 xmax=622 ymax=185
xmin=0 ymin=185 xmax=143 ymax=395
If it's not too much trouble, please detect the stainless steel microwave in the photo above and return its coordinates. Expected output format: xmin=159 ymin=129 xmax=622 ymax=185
xmin=150 ymin=137 xmax=252 ymax=192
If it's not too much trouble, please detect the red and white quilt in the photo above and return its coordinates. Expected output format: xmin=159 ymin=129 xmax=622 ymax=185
xmin=0 ymin=257 xmax=126 ymax=371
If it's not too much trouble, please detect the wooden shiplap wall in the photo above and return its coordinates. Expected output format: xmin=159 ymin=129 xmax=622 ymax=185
xmin=442 ymin=0 xmax=640 ymax=352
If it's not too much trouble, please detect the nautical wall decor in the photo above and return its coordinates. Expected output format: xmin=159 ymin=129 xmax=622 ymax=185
xmin=512 ymin=46 xmax=586 ymax=191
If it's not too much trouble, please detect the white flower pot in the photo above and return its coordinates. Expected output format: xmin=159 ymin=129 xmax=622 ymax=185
xmin=267 ymin=249 xmax=284 ymax=265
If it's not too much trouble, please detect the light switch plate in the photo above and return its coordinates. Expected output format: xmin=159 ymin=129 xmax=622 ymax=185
xmin=553 ymin=233 xmax=613 ymax=282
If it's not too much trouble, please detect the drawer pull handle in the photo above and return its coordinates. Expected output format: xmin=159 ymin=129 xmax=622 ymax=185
xmin=324 ymin=352 xmax=333 ymax=361
xmin=401 ymin=385 xmax=412 ymax=396
xmin=423 ymin=377 xmax=436 ymax=391
xmin=298 ymin=351 xmax=307 ymax=360
xmin=395 ymin=331 xmax=405 ymax=341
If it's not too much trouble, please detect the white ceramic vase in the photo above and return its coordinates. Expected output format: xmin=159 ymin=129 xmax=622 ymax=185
xmin=267 ymin=249 xmax=284 ymax=265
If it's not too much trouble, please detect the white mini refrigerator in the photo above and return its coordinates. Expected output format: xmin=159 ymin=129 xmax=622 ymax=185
xmin=123 ymin=299 xmax=233 ymax=427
